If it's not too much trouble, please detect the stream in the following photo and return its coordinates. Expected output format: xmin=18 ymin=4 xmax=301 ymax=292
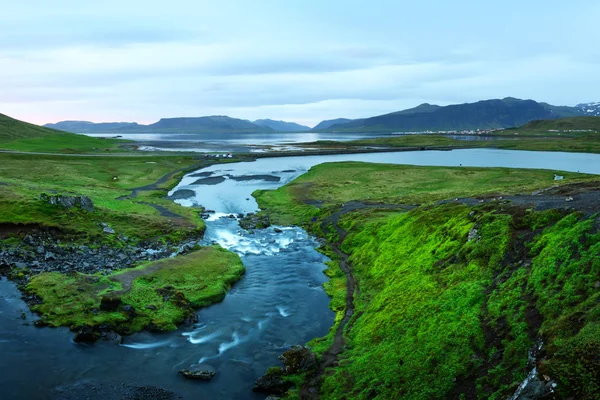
xmin=1 ymin=149 xmax=600 ymax=399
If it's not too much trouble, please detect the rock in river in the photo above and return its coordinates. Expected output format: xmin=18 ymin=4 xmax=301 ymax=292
xmin=179 ymin=364 xmax=216 ymax=380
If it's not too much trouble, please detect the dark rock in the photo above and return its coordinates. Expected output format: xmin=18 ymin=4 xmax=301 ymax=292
xmin=42 ymin=194 xmax=94 ymax=212
xmin=144 ymin=305 xmax=158 ymax=311
xmin=73 ymin=325 xmax=100 ymax=343
xmin=121 ymin=305 xmax=136 ymax=318
xmin=239 ymin=213 xmax=271 ymax=230
xmin=101 ymin=330 xmax=123 ymax=344
xmin=253 ymin=367 xmax=293 ymax=395
xmin=100 ymin=295 xmax=122 ymax=311
xmin=79 ymin=196 xmax=94 ymax=212
xmin=274 ymin=228 xmax=283 ymax=233
xmin=279 ymin=346 xmax=318 ymax=374
xmin=178 ymin=365 xmax=216 ymax=380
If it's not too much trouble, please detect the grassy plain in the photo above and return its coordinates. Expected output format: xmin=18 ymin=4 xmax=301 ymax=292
xmin=254 ymin=162 xmax=593 ymax=225
xmin=27 ymin=247 xmax=244 ymax=333
xmin=0 ymin=152 xmax=209 ymax=242
xmin=255 ymin=162 xmax=600 ymax=399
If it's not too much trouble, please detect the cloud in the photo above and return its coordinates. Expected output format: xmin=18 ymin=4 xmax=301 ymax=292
xmin=1 ymin=0 xmax=599 ymax=126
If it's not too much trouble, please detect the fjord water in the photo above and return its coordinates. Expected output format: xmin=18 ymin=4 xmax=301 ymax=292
xmin=1 ymin=149 xmax=600 ymax=400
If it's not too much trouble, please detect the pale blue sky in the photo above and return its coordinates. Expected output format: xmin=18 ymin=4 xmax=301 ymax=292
xmin=1 ymin=0 xmax=599 ymax=127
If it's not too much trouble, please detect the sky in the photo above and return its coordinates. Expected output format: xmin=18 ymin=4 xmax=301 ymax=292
xmin=1 ymin=0 xmax=599 ymax=128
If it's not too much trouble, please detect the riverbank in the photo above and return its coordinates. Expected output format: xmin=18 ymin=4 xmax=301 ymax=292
xmin=254 ymin=163 xmax=600 ymax=399
xmin=0 ymin=150 xmax=257 ymax=342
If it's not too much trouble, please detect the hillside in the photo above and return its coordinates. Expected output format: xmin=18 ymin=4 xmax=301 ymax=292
xmin=312 ymin=118 xmax=355 ymax=131
xmin=323 ymin=98 xmax=587 ymax=132
xmin=45 ymin=115 xmax=273 ymax=134
xmin=0 ymin=113 xmax=123 ymax=153
xmin=253 ymin=119 xmax=310 ymax=132
xmin=0 ymin=113 xmax=63 ymax=141
xmin=519 ymin=116 xmax=600 ymax=132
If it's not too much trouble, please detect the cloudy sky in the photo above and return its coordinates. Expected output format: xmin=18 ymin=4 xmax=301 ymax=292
xmin=1 ymin=0 xmax=599 ymax=127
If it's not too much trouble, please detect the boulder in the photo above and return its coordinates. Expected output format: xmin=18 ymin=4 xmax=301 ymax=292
xmin=73 ymin=325 xmax=100 ymax=343
xmin=279 ymin=346 xmax=318 ymax=374
xmin=121 ymin=305 xmax=136 ymax=319
xmin=179 ymin=365 xmax=216 ymax=380
xmin=99 ymin=295 xmax=122 ymax=311
xmin=79 ymin=196 xmax=95 ymax=212
xmin=252 ymin=367 xmax=293 ymax=395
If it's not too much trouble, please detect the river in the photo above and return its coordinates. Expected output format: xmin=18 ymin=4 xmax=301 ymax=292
xmin=1 ymin=149 xmax=599 ymax=399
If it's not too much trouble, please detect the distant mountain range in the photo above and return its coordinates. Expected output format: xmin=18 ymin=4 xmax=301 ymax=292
xmin=316 ymin=98 xmax=597 ymax=132
xmin=253 ymin=119 xmax=310 ymax=132
xmin=312 ymin=118 xmax=354 ymax=130
xmin=45 ymin=98 xmax=600 ymax=134
xmin=576 ymin=102 xmax=600 ymax=116
xmin=45 ymin=116 xmax=273 ymax=134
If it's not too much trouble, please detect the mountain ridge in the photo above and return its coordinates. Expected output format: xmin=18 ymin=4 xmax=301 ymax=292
xmin=253 ymin=119 xmax=311 ymax=132
xmin=319 ymin=98 xmax=591 ymax=132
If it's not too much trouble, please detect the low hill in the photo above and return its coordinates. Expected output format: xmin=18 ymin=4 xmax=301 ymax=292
xmin=253 ymin=119 xmax=310 ymax=132
xmin=322 ymin=98 xmax=587 ymax=132
xmin=44 ymin=121 xmax=139 ymax=133
xmin=1 ymin=113 xmax=123 ymax=153
xmin=312 ymin=118 xmax=355 ymax=131
xmin=519 ymin=116 xmax=600 ymax=132
xmin=0 ymin=113 xmax=63 ymax=141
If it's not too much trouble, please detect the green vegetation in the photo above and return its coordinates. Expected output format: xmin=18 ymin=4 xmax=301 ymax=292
xmin=27 ymin=247 xmax=245 ymax=333
xmin=0 ymin=153 xmax=210 ymax=242
xmin=0 ymin=113 xmax=127 ymax=153
xmin=518 ymin=116 xmax=600 ymax=132
xmin=254 ymin=162 xmax=593 ymax=225
xmin=255 ymin=162 xmax=600 ymax=399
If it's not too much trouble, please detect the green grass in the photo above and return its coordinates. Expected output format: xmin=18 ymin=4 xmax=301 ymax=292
xmin=254 ymin=162 xmax=594 ymax=225
xmin=255 ymin=162 xmax=600 ymax=399
xmin=0 ymin=113 xmax=126 ymax=153
xmin=27 ymin=246 xmax=245 ymax=333
xmin=0 ymin=153 xmax=210 ymax=242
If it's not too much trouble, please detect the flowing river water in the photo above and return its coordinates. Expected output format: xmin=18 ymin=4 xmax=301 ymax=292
xmin=1 ymin=149 xmax=600 ymax=399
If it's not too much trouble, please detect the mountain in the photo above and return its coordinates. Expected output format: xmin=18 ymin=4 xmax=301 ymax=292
xmin=312 ymin=118 xmax=355 ymax=131
xmin=576 ymin=102 xmax=600 ymax=116
xmin=1 ymin=113 xmax=65 ymax=141
xmin=145 ymin=116 xmax=271 ymax=133
xmin=321 ymin=98 xmax=587 ymax=132
xmin=45 ymin=116 xmax=272 ymax=134
xmin=389 ymin=103 xmax=442 ymax=115
xmin=44 ymin=121 xmax=139 ymax=133
xmin=253 ymin=119 xmax=310 ymax=132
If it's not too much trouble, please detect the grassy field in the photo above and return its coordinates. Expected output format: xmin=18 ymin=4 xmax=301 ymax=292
xmin=301 ymin=132 xmax=600 ymax=154
xmin=0 ymin=152 xmax=211 ymax=242
xmin=26 ymin=247 xmax=245 ymax=333
xmin=254 ymin=162 xmax=594 ymax=225
xmin=255 ymin=162 xmax=600 ymax=399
